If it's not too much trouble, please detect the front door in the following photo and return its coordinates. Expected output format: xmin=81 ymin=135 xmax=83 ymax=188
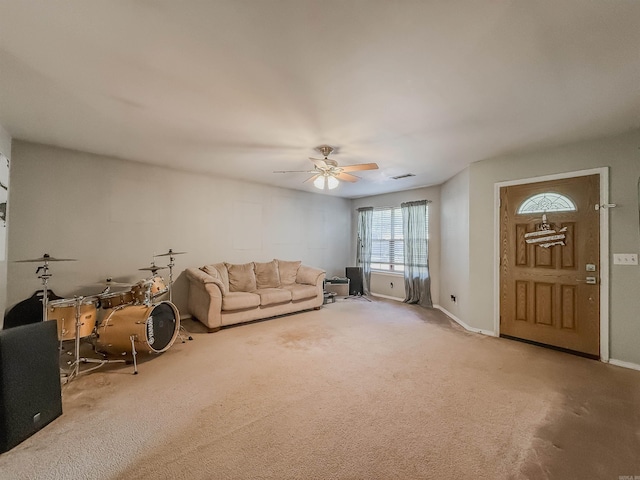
xmin=499 ymin=175 xmax=600 ymax=357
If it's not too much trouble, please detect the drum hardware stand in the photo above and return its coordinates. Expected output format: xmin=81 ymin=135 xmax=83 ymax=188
xmin=36 ymin=261 xmax=52 ymax=323
xmin=346 ymin=292 xmax=372 ymax=302
xmin=155 ymin=248 xmax=193 ymax=342
xmin=130 ymin=336 xmax=138 ymax=374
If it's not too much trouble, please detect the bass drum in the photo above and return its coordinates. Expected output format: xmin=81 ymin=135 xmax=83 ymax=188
xmin=95 ymin=301 xmax=179 ymax=355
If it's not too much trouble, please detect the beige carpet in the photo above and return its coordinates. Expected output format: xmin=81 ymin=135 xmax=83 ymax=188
xmin=0 ymin=298 xmax=638 ymax=479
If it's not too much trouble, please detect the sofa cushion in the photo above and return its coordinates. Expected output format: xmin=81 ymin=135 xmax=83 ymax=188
xmin=276 ymin=259 xmax=301 ymax=285
xmin=255 ymin=288 xmax=292 ymax=306
xmin=225 ymin=262 xmax=257 ymax=292
xmin=283 ymin=284 xmax=318 ymax=301
xmin=255 ymin=260 xmax=281 ymax=289
xmin=221 ymin=292 xmax=261 ymax=311
xmin=201 ymin=263 xmax=229 ymax=294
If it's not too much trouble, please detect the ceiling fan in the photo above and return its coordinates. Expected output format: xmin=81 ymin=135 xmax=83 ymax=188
xmin=274 ymin=145 xmax=379 ymax=190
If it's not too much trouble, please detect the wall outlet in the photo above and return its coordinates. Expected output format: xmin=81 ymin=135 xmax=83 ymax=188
xmin=450 ymin=294 xmax=457 ymax=303
xmin=390 ymin=282 xmax=394 ymax=289
xmin=613 ymin=253 xmax=638 ymax=265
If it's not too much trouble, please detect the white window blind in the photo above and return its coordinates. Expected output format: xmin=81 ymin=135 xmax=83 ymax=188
xmin=370 ymin=206 xmax=429 ymax=272
xmin=371 ymin=207 xmax=404 ymax=272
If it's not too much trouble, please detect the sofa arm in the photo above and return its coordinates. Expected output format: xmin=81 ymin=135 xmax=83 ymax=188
xmin=185 ymin=268 xmax=226 ymax=292
xmin=185 ymin=268 xmax=224 ymax=331
xmin=296 ymin=265 xmax=326 ymax=286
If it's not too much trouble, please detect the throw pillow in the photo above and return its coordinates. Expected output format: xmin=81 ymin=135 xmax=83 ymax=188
xmin=255 ymin=260 xmax=281 ymax=289
xmin=225 ymin=262 xmax=257 ymax=292
xmin=201 ymin=263 xmax=229 ymax=293
xmin=296 ymin=266 xmax=322 ymax=285
xmin=276 ymin=259 xmax=301 ymax=285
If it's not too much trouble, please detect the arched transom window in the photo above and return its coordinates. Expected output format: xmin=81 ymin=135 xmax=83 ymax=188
xmin=517 ymin=192 xmax=577 ymax=214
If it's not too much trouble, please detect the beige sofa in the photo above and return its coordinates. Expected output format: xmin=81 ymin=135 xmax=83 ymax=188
xmin=185 ymin=259 xmax=326 ymax=331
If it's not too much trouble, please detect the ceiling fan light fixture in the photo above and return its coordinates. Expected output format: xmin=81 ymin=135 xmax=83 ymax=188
xmin=313 ymin=174 xmax=340 ymax=190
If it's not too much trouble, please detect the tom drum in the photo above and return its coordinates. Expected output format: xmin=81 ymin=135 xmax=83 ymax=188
xmin=95 ymin=301 xmax=179 ymax=355
xmin=99 ymin=290 xmax=134 ymax=309
xmin=48 ymin=298 xmax=97 ymax=341
xmin=131 ymin=276 xmax=168 ymax=304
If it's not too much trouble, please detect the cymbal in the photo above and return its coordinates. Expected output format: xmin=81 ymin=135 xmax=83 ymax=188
xmin=88 ymin=280 xmax=134 ymax=287
xmin=139 ymin=266 xmax=168 ymax=272
xmin=154 ymin=250 xmax=187 ymax=257
xmin=15 ymin=254 xmax=77 ymax=263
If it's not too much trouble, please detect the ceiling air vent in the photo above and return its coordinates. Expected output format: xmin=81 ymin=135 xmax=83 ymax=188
xmin=391 ymin=173 xmax=416 ymax=180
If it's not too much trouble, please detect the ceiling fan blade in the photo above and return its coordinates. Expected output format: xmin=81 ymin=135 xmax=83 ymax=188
xmin=304 ymin=174 xmax=321 ymax=184
xmin=309 ymin=157 xmax=328 ymax=169
xmin=335 ymin=172 xmax=359 ymax=183
xmin=273 ymin=170 xmax=315 ymax=173
xmin=340 ymin=163 xmax=379 ymax=172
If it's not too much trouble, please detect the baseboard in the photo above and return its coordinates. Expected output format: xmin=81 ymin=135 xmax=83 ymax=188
xmin=434 ymin=305 xmax=496 ymax=337
xmin=608 ymin=358 xmax=640 ymax=372
xmin=371 ymin=293 xmax=404 ymax=302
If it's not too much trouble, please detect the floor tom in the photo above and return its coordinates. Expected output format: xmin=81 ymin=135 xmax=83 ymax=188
xmin=48 ymin=298 xmax=98 ymax=341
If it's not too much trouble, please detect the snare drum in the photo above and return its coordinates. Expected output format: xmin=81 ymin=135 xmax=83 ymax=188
xmin=95 ymin=301 xmax=179 ymax=355
xmin=48 ymin=298 xmax=98 ymax=341
xmin=99 ymin=290 xmax=134 ymax=309
xmin=131 ymin=276 xmax=168 ymax=304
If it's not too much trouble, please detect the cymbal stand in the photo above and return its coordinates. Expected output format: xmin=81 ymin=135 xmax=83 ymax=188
xmin=159 ymin=249 xmax=193 ymax=342
xmin=36 ymin=259 xmax=52 ymax=323
xmin=61 ymin=296 xmax=130 ymax=384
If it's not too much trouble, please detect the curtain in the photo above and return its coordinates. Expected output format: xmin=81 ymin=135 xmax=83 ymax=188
xmin=356 ymin=207 xmax=373 ymax=295
xmin=401 ymin=200 xmax=432 ymax=307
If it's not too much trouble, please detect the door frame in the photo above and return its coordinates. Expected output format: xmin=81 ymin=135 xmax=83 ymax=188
xmin=493 ymin=167 xmax=610 ymax=361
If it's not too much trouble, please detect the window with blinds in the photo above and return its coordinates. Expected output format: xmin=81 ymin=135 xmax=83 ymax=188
xmin=371 ymin=207 xmax=404 ymax=272
xmin=370 ymin=206 xmax=429 ymax=272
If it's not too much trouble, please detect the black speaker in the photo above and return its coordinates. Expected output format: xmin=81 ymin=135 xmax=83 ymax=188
xmin=346 ymin=267 xmax=364 ymax=296
xmin=4 ymin=290 xmax=62 ymax=330
xmin=0 ymin=321 xmax=62 ymax=453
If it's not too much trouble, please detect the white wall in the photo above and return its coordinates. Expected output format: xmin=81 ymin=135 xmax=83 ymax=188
xmin=439 ymin=168 xmax=469 ymax=319
xmin=351 ymin=185 xmax=441 ymax=305
xmin=462 ymin=129 xmax=640 ymax=365
xmin=0 ymin=123 xmax=11 ymax=322
xmin=7 ymin=141 xmax=351 ymax=315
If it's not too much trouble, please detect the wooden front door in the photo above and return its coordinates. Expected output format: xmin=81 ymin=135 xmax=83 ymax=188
xmin=499 ymin=175 xmax=600 ymax=357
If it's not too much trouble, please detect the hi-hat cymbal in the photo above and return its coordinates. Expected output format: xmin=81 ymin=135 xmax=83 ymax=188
xmin=154 ymin=250 xmax=187 ymax=257
xmin=15 ymin=254 xmax=77 ymax=263
xmin=139 ymin=266 xmax=168 ymax=272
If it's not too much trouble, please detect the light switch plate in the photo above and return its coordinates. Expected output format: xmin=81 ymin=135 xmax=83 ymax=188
xmin=613 ymin=253 xmax=638 ymax=265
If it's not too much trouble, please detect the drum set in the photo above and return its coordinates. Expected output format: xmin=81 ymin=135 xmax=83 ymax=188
xmin=15 ymin=249 xmax=190 ymax=383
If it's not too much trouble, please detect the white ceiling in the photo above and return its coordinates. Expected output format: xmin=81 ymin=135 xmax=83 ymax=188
xmin=1 ymin=1 xmax=639 ymax=198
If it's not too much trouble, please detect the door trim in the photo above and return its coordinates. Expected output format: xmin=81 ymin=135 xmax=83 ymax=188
xmin=493 ymin=167 xmax=610 ymax=361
